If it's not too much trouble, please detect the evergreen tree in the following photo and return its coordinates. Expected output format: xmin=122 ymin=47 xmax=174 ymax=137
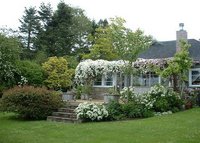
xmin=41 ymin=2 xmax=92 ymax=57
xmin=42 ymin=2 xmax=74 ymax=57
xmin=70 ymin=8 xmax=92 ymax=56
xmin=34 ymin=3 xmax=53 ymax=52
xmin=19 ymin=7 xmax=40 ymax=51
xmin=38 ymin=2 xmax=53 ymax=29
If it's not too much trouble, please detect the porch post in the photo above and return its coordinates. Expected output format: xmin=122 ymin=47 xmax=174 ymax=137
xmin=131 ymin=74 xmax=133 ymax=86
xmin=113 ymin=73 xmax=117 ymax=87
xmin=158 ymin=76 xmax=161 ymax=84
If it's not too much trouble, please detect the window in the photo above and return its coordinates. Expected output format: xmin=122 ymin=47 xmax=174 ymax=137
xmin=94 ymin=75 xmax=102 ymax=86
xmin=93 ymin=73 xmax=114 ymax=87
xmin=133 ymin=72 xmax=160 ymax=87
xmin=104 ymin=73 xmax=113 ymax=86
xmin=189 ymin=68 xmax=200 ymax=87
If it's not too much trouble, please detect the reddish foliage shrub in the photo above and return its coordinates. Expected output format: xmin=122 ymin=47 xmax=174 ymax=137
xmin=1 ymin=86 xmax=63 ymax=120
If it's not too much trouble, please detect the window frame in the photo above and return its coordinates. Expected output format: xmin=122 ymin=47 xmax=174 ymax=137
xmin=189 ymin=68 xmax=200 ymax=87
xmin=132 ymin=72 xmax=160 ymax=87
xmin=93 ymin=73 xmax=114 ymax=87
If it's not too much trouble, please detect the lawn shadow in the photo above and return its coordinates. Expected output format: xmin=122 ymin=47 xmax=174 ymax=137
xmin=0 ymin=112 xmax=46 ymax=122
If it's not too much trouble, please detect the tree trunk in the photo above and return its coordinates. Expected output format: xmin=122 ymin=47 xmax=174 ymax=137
xmin=172 ymin=74 xmax=179 ymax=92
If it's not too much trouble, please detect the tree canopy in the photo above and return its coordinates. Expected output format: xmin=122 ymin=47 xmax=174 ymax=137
xmin=0 ymin=33 xmax=21 ymax=87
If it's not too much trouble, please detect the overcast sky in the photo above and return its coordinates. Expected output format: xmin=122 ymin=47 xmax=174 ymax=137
xmin=0 ymin=0 xmax=200 ymax=41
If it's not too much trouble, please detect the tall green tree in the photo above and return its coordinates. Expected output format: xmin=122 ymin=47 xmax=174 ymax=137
xmin=19 ymin=7 xmax=40 ymax=51
xmin=110 ymin=17 xmax=152 ymax=64
xmin=110 ymin=17 xmax=153 ymax=89
xmin=39 ymin=2 xmax=92 ymax=57
xmin=34 ymin=2 xmax=53 ymax=57
xmin=70 ymin=8 xmax=92 ymax=56
xmin=83 ymin=25 xmax=119 ymax=60
xmin=38 ymin=2 xmax=53 ymax=29
xmin=160 ymin=40 xmax=192 ymax=93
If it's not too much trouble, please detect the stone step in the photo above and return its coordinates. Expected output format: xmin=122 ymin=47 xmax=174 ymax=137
xmin=63 ymin=105 xmax=78 ymax=109
xmin=52 ymin=112 xmax=76 ymax=118
xmin=47 ymin=116 xmax=79 ymax=123
xmin=58 ymin=108 xmax=76 ymax=113
xmin=47 ymin=101 xmax=80 ymax=123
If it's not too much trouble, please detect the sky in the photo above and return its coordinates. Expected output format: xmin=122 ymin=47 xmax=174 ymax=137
xmin=0 ymin=0 xmax=200 ymax=41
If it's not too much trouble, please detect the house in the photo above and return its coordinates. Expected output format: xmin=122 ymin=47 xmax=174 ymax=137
xmin=74 ymin=24 xmax=200 ymax=99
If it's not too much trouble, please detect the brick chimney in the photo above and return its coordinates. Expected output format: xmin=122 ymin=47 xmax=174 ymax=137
xmin=176 ymin=23 xmax=187 ymax=52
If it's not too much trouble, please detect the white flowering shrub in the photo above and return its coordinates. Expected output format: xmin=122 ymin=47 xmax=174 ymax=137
xmin=75 ymin=102 xmax=109 ymax=121
xmin=120 ymin=86 xmax=135 ymax=102
xmin=148 ymin=84 xmax=168 ymax=98
xmin=120 ymin=86 xmax=154 ymax=109
xmin=147 ymin=84 xmax=183 ymax=112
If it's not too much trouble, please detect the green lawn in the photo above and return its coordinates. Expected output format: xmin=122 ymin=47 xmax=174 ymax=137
xmin=0 ymin=108 xmax=200 ymax=143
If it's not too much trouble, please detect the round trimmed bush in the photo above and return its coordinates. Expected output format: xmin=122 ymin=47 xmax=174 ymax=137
xmin=1 ymin=86 xmax=63 ymax=120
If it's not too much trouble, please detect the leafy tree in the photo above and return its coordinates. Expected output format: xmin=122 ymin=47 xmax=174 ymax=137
xmin=19 ymin=7 xmax=40 ymax=51
xmin=0 ymin=33 xmax=21 ymax=88
xmin=83 ymin=26 xmax=119 ymax=60
xmin=110 ymin=17 xmax=153 ymax=89
xmin=110 ymin=17 xmax=152 ymax=64
xmin=160 ymin=40 xmax=192 ymax=93
xmin=42 ymin=56 xmax=74 ymax=91
xmin=63 ymin=55 xmax=79 ymax=69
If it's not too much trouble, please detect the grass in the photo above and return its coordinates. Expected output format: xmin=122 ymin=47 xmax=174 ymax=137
xmin=0 ymin=108 xmax=200 ymax=143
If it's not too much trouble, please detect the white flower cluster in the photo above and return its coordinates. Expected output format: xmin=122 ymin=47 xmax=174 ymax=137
xmin=120 ymin=86 xmax=155 ymax=109
xmin=74 ymin=59 xmax=125 ymax=84
xmin=148 ymin=84 xmax=168 ymax=97
xmin=120 ymin=86 xmax=135 ymax=100
xmin=137 ymin=93 xmax=155 ymax=109
xmin=18 ymin=76 xmax=28 ymax=86
xmin=74 ymin=58 xmax=170 ymax=85
xmin=154 ymin=111 xmax=172 ymax=116
xmin=75 ymin=102 xmax=109 ymax=121
xmin=134 ymin=58 xmax=170 ymax=71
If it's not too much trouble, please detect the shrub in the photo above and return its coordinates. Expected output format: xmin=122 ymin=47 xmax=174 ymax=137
xmin=16 ymin=60 xmax=45 ymax=86
xmin=148 ymin=85 xmax=183 ymax=112
xmin=42 ymin=57 xmax=74 ymax=90
xmin=122 ymin=103 xmax=154 ymax=118
xmin=120 ymin=87 xmax=154 ymax=110
xmin=1 ymin=86 xmax=63 ymax=120
xmin=75 ymin=102 xmax=109 ymax=121
xmin=120 ymin=86 xmax=136 ymax=103
xmin=184 ymin=88 xmax=200 ymax=107
xmin=106 ymin=101 xmax=124 ymax=120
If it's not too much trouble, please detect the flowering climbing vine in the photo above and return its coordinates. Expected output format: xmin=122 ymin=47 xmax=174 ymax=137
xmin=74 ymin=58 xmax=170 ymax=85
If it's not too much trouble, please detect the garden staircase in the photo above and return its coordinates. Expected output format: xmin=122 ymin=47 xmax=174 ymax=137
xmin=47 ymin=101 xmax=80 ymax=123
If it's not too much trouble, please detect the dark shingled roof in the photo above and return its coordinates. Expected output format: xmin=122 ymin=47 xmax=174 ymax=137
xmin=139 ymin=39 xmax=200 ymax=60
